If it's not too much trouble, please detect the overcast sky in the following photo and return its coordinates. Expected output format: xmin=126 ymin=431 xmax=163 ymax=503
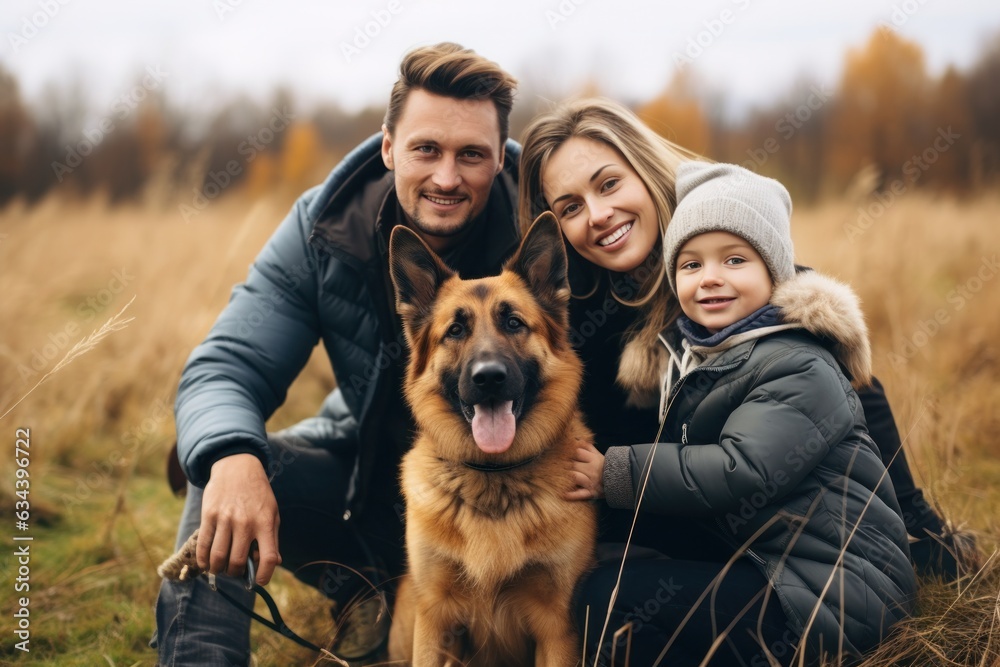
xmin=3 ymin=0 xmax=998 ymax=120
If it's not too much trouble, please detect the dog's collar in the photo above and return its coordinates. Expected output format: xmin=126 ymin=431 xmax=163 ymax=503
xmin=462 ymin=454 xmax=541 ymax=473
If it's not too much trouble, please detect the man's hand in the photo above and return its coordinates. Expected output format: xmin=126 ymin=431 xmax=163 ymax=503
xmin=197 ymin=453 xmax=281 ymax=585
xmin=565 ymin=442 xmax=605 ymax=501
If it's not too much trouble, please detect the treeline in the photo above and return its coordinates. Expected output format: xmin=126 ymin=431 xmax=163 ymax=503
xmin=1 ymin=28 xmax=997 ymax=209
xmin=0 ymin=77 xmax=386 ymax=208
xmin=638 ymin=29 xmax=1000 ymax=200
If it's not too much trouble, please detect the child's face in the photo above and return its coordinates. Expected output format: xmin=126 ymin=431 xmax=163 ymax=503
xmin=675 ymin=231 xmax=774 ymax=333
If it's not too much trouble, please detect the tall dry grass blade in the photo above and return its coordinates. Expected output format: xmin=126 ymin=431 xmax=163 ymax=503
xmin=793 ymin=439 xmax=905 ymax=667
xmin=791 ymin=398 xmax=931 ymax=665
xmin=707 ymin=493 xmax=828 ymax=667
xmin=746 ymin=493 xmax=829 ymax=667
xmin=697 ymin=586 xmax=766 ymax=667
xmin=662 ymin=367 xmax=929 ymax=666
xmin=837 ymin=447 xmax=854 ymax=667
xmin=605 ymin=371 xmax=817 ymax=666
xmin=943 ymin=549 xmax=998 ymax=616
xmin=0 ymin=295 xmax=136 ymax=422
xmin=855 ymin=548 xmax=1000 ymax=666
xmin=651 ymin=513 xmax=786 ymax=667
xmin=213 ymin=201 xmax=265 ymax=302
xmin=646 ymin=395 xmax=828 ymax=667
xmin=313 ymin=648 xmax=350 ymax=667
xmin=591 ymin=389 xmax=672 ymax=666
xmin=978 ymin=586 xmax=1000 ymax=667
xmin=611 ymin=621 xmax=633 ymax=667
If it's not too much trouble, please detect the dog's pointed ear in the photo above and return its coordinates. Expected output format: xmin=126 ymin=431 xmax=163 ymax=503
xmin=389 ymin=225 xmax=455 ymax=340
xmin=506 ymin=212 xmax=570 ymax=323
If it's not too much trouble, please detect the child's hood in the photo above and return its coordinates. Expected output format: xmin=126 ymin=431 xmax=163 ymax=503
xmin=770 ymin=270 xmax=873 ymax=389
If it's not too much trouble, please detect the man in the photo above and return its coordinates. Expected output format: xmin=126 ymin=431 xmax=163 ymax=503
xmin=154 ymin=42 xmax=520 ymax=665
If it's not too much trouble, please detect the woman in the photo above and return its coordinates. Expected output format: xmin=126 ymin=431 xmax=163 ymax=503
xmin=517 ymin=98 xmax=922 ymax=666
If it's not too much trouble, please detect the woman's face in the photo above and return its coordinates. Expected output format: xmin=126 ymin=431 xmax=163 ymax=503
xmin=541 ymin=137 xmax=660 ymax=276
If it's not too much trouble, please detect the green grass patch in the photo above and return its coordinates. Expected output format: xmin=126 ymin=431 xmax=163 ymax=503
xmin=1 ymin=462 xmax=338 ymax=665
xmin=3 ymin=441 xmax=997 ymax=666
xmin=1 ymin=467 xmax=179 ymax=665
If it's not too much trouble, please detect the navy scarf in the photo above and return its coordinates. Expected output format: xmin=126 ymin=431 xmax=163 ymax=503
xmin=677 ymin=304 xmax=784 ymax=348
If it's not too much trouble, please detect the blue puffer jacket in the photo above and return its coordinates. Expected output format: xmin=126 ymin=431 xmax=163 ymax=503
xmin=174 ymin=133 xmax=522 ymax=517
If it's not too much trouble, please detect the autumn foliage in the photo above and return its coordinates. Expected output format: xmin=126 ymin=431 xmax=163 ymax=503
xmin=631 ymin=30 xmax=999 ymax=199
xmin=1 ymin=29 xmax=998 ymax=208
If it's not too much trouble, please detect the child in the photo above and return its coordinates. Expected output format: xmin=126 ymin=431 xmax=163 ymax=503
xmin=573 ymin=161 xmax=917 ymax=665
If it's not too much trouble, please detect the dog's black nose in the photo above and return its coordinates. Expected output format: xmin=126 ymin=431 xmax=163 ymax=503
xmin=471 ymin=361 xmax=507 ymax=388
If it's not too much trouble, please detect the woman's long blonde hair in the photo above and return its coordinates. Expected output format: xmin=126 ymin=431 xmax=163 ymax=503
xmin=518 ymin=97 xmax=703 ymax=404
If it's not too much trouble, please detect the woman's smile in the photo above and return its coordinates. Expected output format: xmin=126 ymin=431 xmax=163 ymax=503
xmin=596 ymin=220 xmax=634 ymax=248
xmin=541 ymin=137 xmax=660 ymax=276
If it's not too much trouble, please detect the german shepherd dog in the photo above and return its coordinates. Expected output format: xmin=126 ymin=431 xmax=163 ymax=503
xmin=386 ymin=213 xmax=597 ymax=666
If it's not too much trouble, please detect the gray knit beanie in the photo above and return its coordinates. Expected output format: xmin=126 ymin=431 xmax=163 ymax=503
xmin=664 ymin=161 xmax=794 ymax=296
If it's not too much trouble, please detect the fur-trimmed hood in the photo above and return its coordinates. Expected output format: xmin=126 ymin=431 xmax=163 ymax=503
xmin=650 ymin=270 xmax=873 ymax=408
xmin=770 ymin=270 xmax=872 ymax=389
xmin=621 ymin=270 xmax=873 ymax=407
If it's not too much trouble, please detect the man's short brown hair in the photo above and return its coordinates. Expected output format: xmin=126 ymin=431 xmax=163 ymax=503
xmin=384 ymin=42 xmax=518 ymax=145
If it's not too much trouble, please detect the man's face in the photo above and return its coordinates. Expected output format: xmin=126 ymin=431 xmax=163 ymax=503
xmin=382 ymin=89 xmax=505 ymax=252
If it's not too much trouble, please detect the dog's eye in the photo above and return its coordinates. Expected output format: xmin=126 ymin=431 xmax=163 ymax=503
xmin=505 ymin=316 xmax=525 ymax=332
xmin=446 ymin=322 xmax=465 ymax=338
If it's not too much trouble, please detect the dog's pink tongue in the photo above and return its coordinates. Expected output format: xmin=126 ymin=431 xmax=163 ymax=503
xmin=471 ymin=400 xmax=516 ymax=453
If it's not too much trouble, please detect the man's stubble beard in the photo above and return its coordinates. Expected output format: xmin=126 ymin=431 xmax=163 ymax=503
xmin=406 ymin=208 xmax=478 ymax=240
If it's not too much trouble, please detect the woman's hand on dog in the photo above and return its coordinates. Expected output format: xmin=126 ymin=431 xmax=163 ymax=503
xmin=566 ymin=441 xmax=605 ymax=501
xmin=198 ymin=453 xmax=282 ymax=585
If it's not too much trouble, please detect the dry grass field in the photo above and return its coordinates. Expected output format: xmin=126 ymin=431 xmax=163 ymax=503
xmin=0 ymin=190 xmax=998 ymax=665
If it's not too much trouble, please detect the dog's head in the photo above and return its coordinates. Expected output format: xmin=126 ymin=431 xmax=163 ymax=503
xmin=389 ymin=212 xmax=582 ymax=461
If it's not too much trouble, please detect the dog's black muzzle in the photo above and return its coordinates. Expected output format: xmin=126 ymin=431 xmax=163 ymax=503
xmin=457 ymin=353 xmax=525 ymax=420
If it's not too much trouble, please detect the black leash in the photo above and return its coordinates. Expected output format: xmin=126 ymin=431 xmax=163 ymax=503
xmin=209 ymin=575 xmax=326 ymax=653
xmin=203 ymin=552 xmax=328 ymax=654
xmin=201 ymin=531 xmax=389 ymax=662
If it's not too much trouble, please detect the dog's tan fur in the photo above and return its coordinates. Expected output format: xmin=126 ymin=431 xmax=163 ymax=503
xmin=387 ymin=214 xmax=597 ymax=666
